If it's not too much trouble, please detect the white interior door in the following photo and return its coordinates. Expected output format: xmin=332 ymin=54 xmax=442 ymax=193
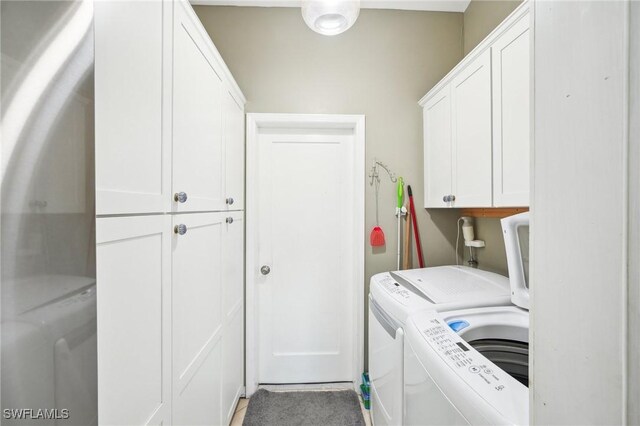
xmin=254 ymin=128 xmax=358 ymax=384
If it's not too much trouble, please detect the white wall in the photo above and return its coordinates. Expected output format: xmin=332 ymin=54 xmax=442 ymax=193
xmin=532 ymin=1 xmax=631 ymax=423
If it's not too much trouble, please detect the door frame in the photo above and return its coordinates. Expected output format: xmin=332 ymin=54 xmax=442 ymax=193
xmin=245 ymin=113 xmax=365 ymax=397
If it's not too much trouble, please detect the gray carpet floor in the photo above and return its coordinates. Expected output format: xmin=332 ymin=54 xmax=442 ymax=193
xmin=243 ymin=389 xmax=366 ymax=426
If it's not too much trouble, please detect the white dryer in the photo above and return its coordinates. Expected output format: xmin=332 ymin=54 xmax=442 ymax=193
xmin=403 ymin=212 xmax=530 ymax=425
xmin=368 ymin=266 xmax=513 ymax=426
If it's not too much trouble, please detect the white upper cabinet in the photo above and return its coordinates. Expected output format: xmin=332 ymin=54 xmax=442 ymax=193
xmin=451 ymin=50 xmax=493 ymax=208
xmin=95 ymin=0 xmax=169 ymax=215
xmin=423 ymin=85 xmax=453 ymax=208
xmin=492 ymin=13 xmax=531 ymax=207
xmin=172 ymin=1 xmax=225 ymax=213
xmin=96 ymin=0 xmax=245 ymax=216
xmin=420 ymin=2 xmax=531 ymax=208
xmin=223 ymin=89 xmax=245 ymax=210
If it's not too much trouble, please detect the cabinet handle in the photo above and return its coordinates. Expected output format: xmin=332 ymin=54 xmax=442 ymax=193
xmin=226 ymin=197 xmax=234 ymax=205
xmin=174 ymin=192 xmax=188 ymax=203
xmin=174 ymin=224 xmax=187 ymax=235
xmin=226 ymin=217 xmax=234 ymax=224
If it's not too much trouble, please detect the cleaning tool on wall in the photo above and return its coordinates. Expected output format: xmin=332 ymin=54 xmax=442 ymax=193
xmin=403 ymin=199 xmax=411 ymax=269
xmin=368 ymin=158 xmax=399 ymax=247
xmin=370 ymin=168 xmax=386 ymax=247
xmin=396 ymin=178 xmax=406 ymax=270
xmin=407 ymin=185 xmax=425 ymax=268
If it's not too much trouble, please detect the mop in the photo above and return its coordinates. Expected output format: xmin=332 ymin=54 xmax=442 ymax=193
xmin=396 ymin=178 xmax=406 ymax=270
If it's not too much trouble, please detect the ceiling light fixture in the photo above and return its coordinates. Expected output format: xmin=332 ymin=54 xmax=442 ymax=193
xmin=302 ymin=0 xmax=361 ymax=36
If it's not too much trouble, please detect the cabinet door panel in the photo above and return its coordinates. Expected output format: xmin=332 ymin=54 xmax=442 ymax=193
xmin=221 ymin=212 xmax=244 ymax=424
xmin=492 ymin=14 xmax=531 ymax=207
xmin=95 ymin=1 xmax=169 ymax=215
xmin=172 ymin=212 xmax=224 ymax=425
xmin=423 ymin=86 xmax=453 ymax=208
xmin=451 ymin=50 xmax=493 ymax=207
xmin=224 ymin=90 xmax=245 ymax=211
xmin=173 ymin=342 xmax=222 ymax=426
xmin=96 ymin=215 xmax=171 ymax=425
xmin=173 ymin=2 xmax=224 ymax=213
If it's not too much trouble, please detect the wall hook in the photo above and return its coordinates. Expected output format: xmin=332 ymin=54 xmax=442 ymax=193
xmin=369 ymin=158 xmax=398 ymax=186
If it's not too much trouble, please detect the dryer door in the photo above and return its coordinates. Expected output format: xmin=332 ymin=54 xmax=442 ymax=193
xmin=368 ymin=296 xmax=403 ymax=426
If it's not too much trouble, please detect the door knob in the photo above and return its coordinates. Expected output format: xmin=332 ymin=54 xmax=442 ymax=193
xmin=226 ymin=217 xmax=234 ymax=224
xmin=260 ymin=265 xmax=271 ymax=275
xmin=174 ymin=192 xmax=188 ymax=203
xmin=174 ymin=224 xmax=187 ymax=235
xmin=226 ymin=197 xmax=234 ymax=205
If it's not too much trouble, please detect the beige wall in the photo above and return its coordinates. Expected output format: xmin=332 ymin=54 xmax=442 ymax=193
xmin=463 ymin=0 xmax=522 ymax=55
xmin=194 ymin=5 xmax=464 ymax=364
xmin=195 ymin=6 xmax=464 ymax=275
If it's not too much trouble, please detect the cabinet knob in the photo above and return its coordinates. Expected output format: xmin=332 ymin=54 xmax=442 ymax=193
xmin=260 ymin=265 xmax=271 ymax=275
xmin=443 ymin=195 xmax=448 ymax=202
xmin=174 ymin=224 xmax=187 ymax=235
xmin=226 ymin=217 xmax=234 ymax=224
xmin=450 ymin=195 xmax=456 ymax=202
xmin=174 ymin=192 xmax=188 ymax=203
xmin=226 ymin=197 xmax=234 ymax=205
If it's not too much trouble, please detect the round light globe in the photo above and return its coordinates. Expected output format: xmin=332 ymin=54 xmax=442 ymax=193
xmin=302 ymin=0 xmax=361 ymax=36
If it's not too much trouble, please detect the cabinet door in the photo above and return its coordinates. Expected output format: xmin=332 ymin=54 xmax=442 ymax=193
xmin=172 ymin=212 xmax=224 ymax=425
xmin=173 ymin=1 xmax=225 ymax=213
xmin=423 ymin=85 xmax=453 ymax=208
xmin=221 ymin=211 xmax=244 ymax=425
xmin=95 ymin=0 xmax=170 ymax=215
xmin=223 ymin=89 xmax=245 ymax=211
xmin=451 ymin=50 xmax=493 ymax=207
xmin=492 ymin=14 xmax=531 ymax=207
xmin=96 ymin=215 xmax=171 ymax=425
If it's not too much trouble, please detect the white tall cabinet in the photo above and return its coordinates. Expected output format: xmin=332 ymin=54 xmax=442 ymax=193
xmin=420 ymin=2 xmax=531 ymax=208
xmin=95 ymin=1 xmax=246 ymax=425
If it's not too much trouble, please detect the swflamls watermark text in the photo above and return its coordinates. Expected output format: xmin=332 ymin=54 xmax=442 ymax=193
xmin=3 ymin=409 xmax=70 ymax=420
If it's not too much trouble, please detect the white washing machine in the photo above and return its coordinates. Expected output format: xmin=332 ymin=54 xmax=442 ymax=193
xmin=403 ymin=212 xmax=530 ymax=425
xmin=369 ymin=266 xmax=513 ymax=426
xmin=2 ymin=275 xmax=97 ymax=426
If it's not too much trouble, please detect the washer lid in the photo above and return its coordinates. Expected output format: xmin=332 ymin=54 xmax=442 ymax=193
xmin=501 ymin=212 xmax=530 ymax=310
xmin=390 ymin=266 xmax=510 ymax=305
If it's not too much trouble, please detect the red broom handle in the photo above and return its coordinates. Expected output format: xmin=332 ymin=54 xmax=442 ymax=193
xmin=407 ymin=186 xmax=424 ymax=268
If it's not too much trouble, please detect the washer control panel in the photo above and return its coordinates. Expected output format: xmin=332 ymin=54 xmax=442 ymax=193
xmin=377 ymin=274 xmax=414 ymax=305
xmin=421 ymin=318 xmax=522 ymax=394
